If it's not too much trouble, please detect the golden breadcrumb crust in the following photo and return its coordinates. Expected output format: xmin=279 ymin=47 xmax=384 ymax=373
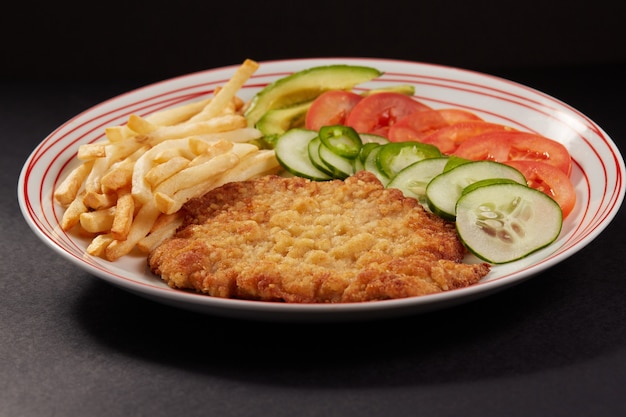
xmin=148 ymin=171 xmax=490 ymax=303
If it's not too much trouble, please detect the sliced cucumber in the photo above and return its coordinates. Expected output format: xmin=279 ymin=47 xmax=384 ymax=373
xmin=307 ymin=136 xmax=335 ymax=176
xmin=426 ymin=160 xmax=526 ymax=221
xmin=318 ymin=142 xmax=355 ymax=179
xmin=376 ymin=141 xmax=442 ymax=178
xmin=455 ymin=182 xmax=562 ymax=264
xmin=274 ymin=129 xmax=332 ymax=181
xmin=461 ymin=178 xmax=521 ymax=195
xmin=363 ymin=145 xmax=389 ymax=185
xmin=387 ymin=157 xmax=449 ymax=204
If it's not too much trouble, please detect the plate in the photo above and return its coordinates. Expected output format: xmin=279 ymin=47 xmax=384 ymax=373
xmin=18 ymin=58 xmax=625 ymax=322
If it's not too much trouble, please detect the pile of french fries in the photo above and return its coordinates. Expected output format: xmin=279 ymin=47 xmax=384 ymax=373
xmin=54 ymin=59 xmax=280 ymax=261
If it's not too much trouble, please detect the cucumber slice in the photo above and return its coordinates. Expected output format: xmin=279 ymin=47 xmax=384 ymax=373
xmin=455 ymin=182 xmax=563 ymax=264
xmin=376 ymin=141 xmax=442 ymax=178
xmin=461 ymin=178 xmax=521 ymax=195
xmin=318 ymin=142 xmax=355 ymax=179
xmin=387 ymin=157 xmax=449 ymax=204
xmin=363 ymin=145 xmax=390 ymax=185
xmin=274 ymin=129 xmax=332 ymax=181
xmin=426 ymin=160 xmax=526 ymax=221
xmin=307 ymin=136 xmax=335 ymax=176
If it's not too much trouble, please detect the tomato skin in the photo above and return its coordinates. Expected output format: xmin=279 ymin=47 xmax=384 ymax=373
xmin=305 ymin=90 xmax=363 ymax=131
xmin=419 ymin=121 xmax=515 ymax=154
xmin=436 ymin=108 xmax=483 ymax=124
xmin=452 ymin=131 xmax=572 ymax=176
xmin=504 ymin=160 xmax=576 ymax=219
xmin=387 ymin=110 xmax=449 ymax=143
xmin=345 ymin=92 xmax=431 ymax=137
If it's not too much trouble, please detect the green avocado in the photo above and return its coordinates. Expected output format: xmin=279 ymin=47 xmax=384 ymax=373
xmin=255 ymin=100 xmax=312 ymax=144
xmin=361 ymin=84 xmax=415 ymax=96
xmin=244 ymin=64 xmax=383 ymax=127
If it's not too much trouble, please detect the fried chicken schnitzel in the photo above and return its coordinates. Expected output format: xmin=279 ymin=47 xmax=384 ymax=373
xmin=148 ymin=170 xmax=490 ymax=303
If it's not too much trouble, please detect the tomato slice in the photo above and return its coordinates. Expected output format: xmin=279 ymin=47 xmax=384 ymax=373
xmin=387 ymin=110 xmax=449 ymax=142
xmin=436 ymin=108 xmax=483 ymax=124
xmin=345 ymin=92 xmax=431 ymax=137
xmin=452 ymin=131 xmax=572 ymax=175
xmin=504 ymin=160 xmax=576 ymax=219
xmin=419 ymin=121 xmax=515 ymax=154
xmin=305 ymin=90 xmax=363 ymax=131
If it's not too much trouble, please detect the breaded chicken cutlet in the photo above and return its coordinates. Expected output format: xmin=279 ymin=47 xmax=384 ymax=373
xmin=148 ymin=170 xmax=490 ymax=303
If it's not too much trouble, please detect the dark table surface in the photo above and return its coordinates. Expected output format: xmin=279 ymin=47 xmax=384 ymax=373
xmin=2 ymin=62 xmax=626 ymax=417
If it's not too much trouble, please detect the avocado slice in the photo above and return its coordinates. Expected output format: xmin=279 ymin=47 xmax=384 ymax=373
xmin=255 ymin=100 xmax=312 ymax=147
xmin=244 ymin=64 xmax=383 ymax=127
xmin=361 ymin=84 xmax=415 ymax=96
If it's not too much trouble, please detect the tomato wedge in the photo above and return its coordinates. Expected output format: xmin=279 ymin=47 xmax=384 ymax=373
xmin=345 ymin=92 xmax=431 ymax=137
xmin=504 ymin=160 xmax=576 ymax=219
xmin=436 ymin=108 xmax=483 ymax=124
xmin=387 ymin=110 xmax=449 ymax=142
xmin=419 ymin=121 xmax=515 ymax=154
xmin=452 ymin=131 xmax=572 ymax=176
xmin=305 ymin=90 xmax=363 ymax=131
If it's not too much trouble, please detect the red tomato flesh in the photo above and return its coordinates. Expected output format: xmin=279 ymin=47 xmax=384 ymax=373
xmin=504 ymin=160 xmax=577 ymax=219
xmin=452 ymin=131 xmax=572 ymax=176
xmin=420 ymin=121 xmax=516 ymax=154
xmin=305 ymin=90 xmax=363 ymax=131
xmin=387 ymin=110 xmax=449 ymax=142
xmin=345 ymin=92 xmax=431 ymax=137
xmin=436 ymin=108 xmax=483 ymax=124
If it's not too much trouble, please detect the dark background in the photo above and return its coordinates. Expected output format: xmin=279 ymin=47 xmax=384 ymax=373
xmin=3 ymin=0 xmax=624 ymax=83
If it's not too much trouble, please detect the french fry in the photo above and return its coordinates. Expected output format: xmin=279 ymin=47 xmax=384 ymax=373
xmin=79 ymin=207 xmax=116 ymax=233
xmin=104 ymin=140 xmax=147 ymax=165
xmin=188 ymin=59 xmax=259 ymax=122
xmin=145 ymin=96 xmax=211 ymax=126
xmin=193 ymin=127 xmax=263 ymax=143
xmin=101 ymin=159 xmax=135 ymax=193
xmin=77 ymin=143 xmax=106 ymax=160
xmin=54 ymin=59 xmax=283 ymax=261
xmin=145 ymin=114 xmax=247 ymax=147
xmin=105 ymin=202 xmax=161 ymax=261
xmin=136 ymin=213 xmax=184 ymax=253
xmin=127 ymin=114 xmax=158 ymax=135
xmin=158 ymin=145 xmax=263 ymax=214
xmin=144 ymin=156 xmax=189 ymax=187
xmin=132 ymin=137 xmax=197 ymax=204
xmin=83 ymin=191 xmax=117 ymax=210
xmin=110 ymin=190 xmax=134 ymax=241
xmin=154 ymin=152 xmax=241 ymax=214
xmin=54 ymin=161 xmax=94 ymax=206
xmin=86 ymin=233 xmax=115 ymax=257
xmin=61 ymin=193 xmax=88 ymax=231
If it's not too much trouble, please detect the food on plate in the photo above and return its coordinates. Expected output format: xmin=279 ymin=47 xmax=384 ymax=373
xmin=288 ymin=89 xmax=576 ymax=220
xmin=424 ymin=160 xmax=527 ymax=221
xmin=455 ymin=181 xmax=563 ymax=264
xmin=53 ymin=59 xmax=282 ymax=261
xmin=53 ymin=57 xmax=576 ymax=278
xmin=148 ymin=171 xmax=491 ymax=303
xmin=244 ymin=64 xmax=382 ymax=128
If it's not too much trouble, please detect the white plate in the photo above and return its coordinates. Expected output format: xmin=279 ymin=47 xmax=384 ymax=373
xmin=18 ymin=58 xmax=625 ymax=322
